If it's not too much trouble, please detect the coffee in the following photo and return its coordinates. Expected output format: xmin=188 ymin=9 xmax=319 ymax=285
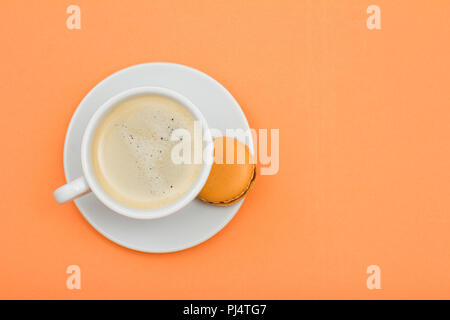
xmin=92 ymin=95 xmax=202 ymax=209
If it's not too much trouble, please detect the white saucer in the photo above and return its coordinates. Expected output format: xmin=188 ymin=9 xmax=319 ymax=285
xmin=64 ymin=63 xmax=253 ymax=253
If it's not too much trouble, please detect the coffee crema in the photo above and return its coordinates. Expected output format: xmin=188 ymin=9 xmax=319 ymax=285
xmin=92 ymin=95 xmax=202 ymax=209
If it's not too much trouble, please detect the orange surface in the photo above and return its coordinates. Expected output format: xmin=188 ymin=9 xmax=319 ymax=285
xmin=0 ymin=0 xmax=449 ymax=299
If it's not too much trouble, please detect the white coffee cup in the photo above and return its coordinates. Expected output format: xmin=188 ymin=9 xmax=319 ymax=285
xmin=54 ymin=87 xmax=213 ymax=220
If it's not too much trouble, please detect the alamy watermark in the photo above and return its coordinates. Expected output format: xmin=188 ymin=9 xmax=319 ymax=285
xmin=366 ymin=5 xmax=381 ymax=30
xmin=169 ymin=122 xmax=279 ymax=175
xmin=66 ymin=5 xmax=81 ymax=30
xmin=66 ymin=265 xmax=81 ymax=290
xmin=366 ymin=265 xmax=381 ymax=290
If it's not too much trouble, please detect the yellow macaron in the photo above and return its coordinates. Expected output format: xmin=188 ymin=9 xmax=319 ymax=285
xmin=198 ymin=137 xmax=256 ymax=206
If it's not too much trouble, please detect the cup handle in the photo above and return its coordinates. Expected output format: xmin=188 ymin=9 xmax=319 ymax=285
xmin=54 ymin=176 xmax=90 ymax=204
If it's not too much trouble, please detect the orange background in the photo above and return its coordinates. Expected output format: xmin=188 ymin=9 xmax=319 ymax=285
xmin=0 ymin=0 xmax=449 ymax=299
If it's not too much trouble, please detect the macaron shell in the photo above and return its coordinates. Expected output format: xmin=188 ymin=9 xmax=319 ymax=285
xmin=199 ymin=166 xmax=256 ymax=206
xmin=198 ymin=137 xmax=256 ymax=206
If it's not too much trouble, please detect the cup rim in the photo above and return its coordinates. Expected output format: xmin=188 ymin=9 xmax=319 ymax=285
xmin=80 ymin=86 xmax=213 ymax=220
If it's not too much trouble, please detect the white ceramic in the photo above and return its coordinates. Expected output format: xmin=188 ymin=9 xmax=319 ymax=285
xmin=54 ymin=86 xmax=213 ymax=220
xmin=61 ymin=62 xmax=253 ymax=252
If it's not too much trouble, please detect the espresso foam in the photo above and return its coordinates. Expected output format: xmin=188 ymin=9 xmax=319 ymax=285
xmin=92 ymin=95 xmax=202 ymax=209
